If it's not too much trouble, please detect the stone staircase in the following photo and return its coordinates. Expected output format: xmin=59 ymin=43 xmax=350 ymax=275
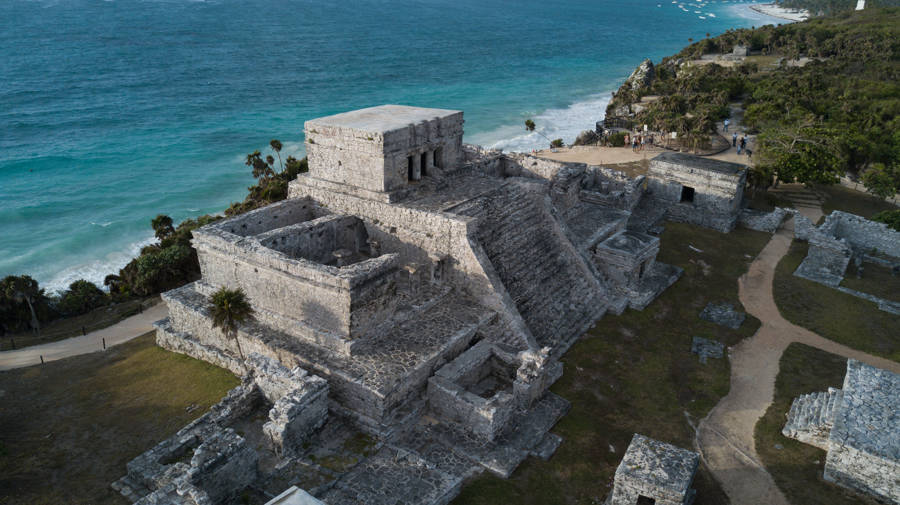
xmin=782 ymin=387 xmax=843 ymax=450
xmin=457 ymin=182 xmax=605 ymax=351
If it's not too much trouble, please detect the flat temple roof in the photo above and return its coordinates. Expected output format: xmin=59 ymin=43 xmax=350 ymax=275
xmin=305 ymin=105 xmax=462 ymax=134
xmin=652 ymin=152 xmax=747 ymax=176
xmin=831 ymin=360 xmax=900 ymax=461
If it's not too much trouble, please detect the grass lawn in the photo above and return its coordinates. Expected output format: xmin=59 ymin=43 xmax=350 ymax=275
xmin=0 ymin=332 xmax=239 ymax=505
xmin=817 ymin=184 xmax=896 ymax=219
xmin=754 ymin=343 xmax=881 ymax=505
xmin=453 ymin=222 xmax=772 ymax=505
xmin=1 ymin=297 xmax=157 ymax=351
xmin=774 ymin=240 xmax=900 ymax=362
xmin=842 ymin=261 xmax=900 ymax=303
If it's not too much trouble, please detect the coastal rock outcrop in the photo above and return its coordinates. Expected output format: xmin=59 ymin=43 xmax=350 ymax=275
xmin=626 ymin=58 xmax=655 ymax=91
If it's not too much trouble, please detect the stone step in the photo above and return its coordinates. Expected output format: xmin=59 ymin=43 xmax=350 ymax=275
xmin=782 ymin=388 xmax=842 ymax=450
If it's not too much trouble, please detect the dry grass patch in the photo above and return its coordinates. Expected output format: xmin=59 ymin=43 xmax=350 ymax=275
xmin=0 ymin=332 xmax=238 ymax=505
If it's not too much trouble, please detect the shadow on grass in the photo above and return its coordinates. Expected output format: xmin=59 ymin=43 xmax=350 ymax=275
xmin=0 ymin=333 xmax=238 ymax=505
xmin=754 ymin=343 xmax=882 ymax=505
xmin=453 ymin=222 xmax=772 ymax=505
xmin=774 ymin=241 xmax=900 ymax=362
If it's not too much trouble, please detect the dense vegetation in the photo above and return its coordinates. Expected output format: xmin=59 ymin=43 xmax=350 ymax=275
xmin=605 ymin=8 xmax=900 ymax=195
xmin=776 ymin=0 xmax=900 ymax=17
xmin=0 ymin=143 xmax=306 ymax=336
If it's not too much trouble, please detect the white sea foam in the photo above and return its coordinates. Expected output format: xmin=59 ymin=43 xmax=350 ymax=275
xmin=43 ymin=234 xmax=156 ymax=294
xmin=470 ymin=93 xmax=613 ymax=154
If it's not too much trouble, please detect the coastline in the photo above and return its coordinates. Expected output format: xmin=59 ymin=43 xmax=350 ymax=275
xmin=748 ymin=3 xmax=810 ymax=22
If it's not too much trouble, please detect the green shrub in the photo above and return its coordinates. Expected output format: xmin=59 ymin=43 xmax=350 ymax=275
xmin=550 ymin=139 xmax=564 ymax=148
xmin=872 ymin=209 xmax=900 ymax=231
xmin=608 ymin=132 xmax=627 ymax=147
xmin=57 ymin=280 xmax=108 ymax=316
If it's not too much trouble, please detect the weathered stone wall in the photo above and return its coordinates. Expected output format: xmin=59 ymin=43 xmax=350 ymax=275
xmin=427 ymin=341 xmax=561 ymax=441
xmin=611 ymin=434 xmax=699 ymax=505
xmin=823 ymin=359 xmax=900 ymax=504
xmin=824 ymin=444 xmax=900 ymax=504
xmin=194 ymin=220 xmax=400 ymax=344
xmin=256 ymin=214 xmax=368 ymax=265
xmin=821 ymin=211 xmax=900 ymax=258
xmin=290 ymin=176 xmax=536 ymax=350
xmin=304 ymin=109 xmax=464 ymax=194
xmin=794 ymin=233 xmax=851 ymax=286
xmin=739 ymin=207 xmax=790 ymax=233
xmin=503 ymin=152 xmax=577 ymax=181
xmin=647 ymin=154 xmax=747 ymax=232
xmin=217 ymin=198 xmax=322 ymax=237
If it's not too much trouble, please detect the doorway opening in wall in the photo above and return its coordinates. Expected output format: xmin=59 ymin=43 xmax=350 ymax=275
xmin=434 ymin=147 xmax=443 ymax=169
xmin=407 ymin=156 xmax=415 ymax=181
xmin=680 ymin=185 xmax=695 ymax=203
xmin=421 ymin=151 xmax=428 ymax=177
xmin=639 ymin=260 xmax=646 ymax=279
xmin=636 ymin=496 xmax=656 ymax=505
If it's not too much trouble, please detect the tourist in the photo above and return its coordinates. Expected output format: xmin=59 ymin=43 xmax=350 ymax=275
xmin=632 ymin=136 xmax=638 ymax=152
xmin=732 ymin=132 xmax=737 ymax=147
xmin=738 ymin=135 xmax=746 ymax=154
xmin=640 ymin=135 xmax=646 ymax=151
xmin=724 ymin=118 xmax=730 ymax=132
xmin=624 ymin=133 xmax=630 ymax=148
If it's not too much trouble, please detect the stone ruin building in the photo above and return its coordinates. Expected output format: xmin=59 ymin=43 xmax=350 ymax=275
xmin=794 ymin=210 xmax=900 ymax=314
xmin=115 ymin=105 xmax=750 ymax=505
xmin=606 ymin=434 xmax=700 ymax=505
xmin=644 ymin=152 xmax=748 ymax=233
xmin=782 ymin=359 xmax=900 ymax=504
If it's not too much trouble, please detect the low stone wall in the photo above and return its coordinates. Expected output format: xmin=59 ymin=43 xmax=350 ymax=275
xmin=738 ymin=207 xmax=790 ymax=233
xmin=821 ymin=211 xmax=900 ymax=258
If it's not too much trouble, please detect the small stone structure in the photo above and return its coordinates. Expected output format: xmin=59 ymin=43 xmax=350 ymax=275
xmin=608 ymin=434 xmax=700 ymax=505
xmin=699 ymin=302 xmax=745 ymax=330
xmin=794 ymin=210 xmax=900 ymax=313
xmin=783 ymin=359 xmax=900 ymax=504
xmin=646 ymin=152 xmax=748 ymax=232
xmin=115 ymin=105 xmax=766 ymax=505
xmin=691 ymin=337 xmax=724 ymax=364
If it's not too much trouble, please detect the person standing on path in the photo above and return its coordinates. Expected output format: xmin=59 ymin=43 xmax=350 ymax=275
xmin=732 ymin=132 xmax=738 ymax=147
xmin=739 ymin=135 xmax=747 ymax=155
xmin=724 ymin=118 xmax=730 ymax=132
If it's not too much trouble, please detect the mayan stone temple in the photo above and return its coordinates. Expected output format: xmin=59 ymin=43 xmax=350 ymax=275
xmin=114 ymin=105 xmax=750 ymax=505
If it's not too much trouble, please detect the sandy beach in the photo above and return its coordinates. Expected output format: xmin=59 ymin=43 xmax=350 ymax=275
xmin=749 ymin=3 xmax=810 ymax=22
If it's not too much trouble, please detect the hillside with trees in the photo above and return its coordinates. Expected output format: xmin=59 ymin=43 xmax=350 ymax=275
xmin=605 ymin=8 xmax=899 ymax=196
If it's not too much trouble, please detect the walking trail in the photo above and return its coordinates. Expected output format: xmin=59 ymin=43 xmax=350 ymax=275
xmin=0 ymin=302 xmax=168 ymax=371
xmin=697 ymin=189 xmax=900 ymax=505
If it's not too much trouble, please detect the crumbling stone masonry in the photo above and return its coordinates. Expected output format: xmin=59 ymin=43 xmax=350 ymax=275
xmin=115 ymin=105 xmax=755 ymax=505
xmin=794 ymin=210 xmax=900 ymax=314
xmin=783 ymin=360 xmax=900 ymax=504
xmin=646 ymin=152 xmax=748 ymax=232
xmin=607 ymin=434 xmax=700 ymax=505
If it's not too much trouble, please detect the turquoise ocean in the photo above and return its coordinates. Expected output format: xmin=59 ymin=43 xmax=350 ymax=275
xmin=0 ymin=0 xmax=782 ymax=292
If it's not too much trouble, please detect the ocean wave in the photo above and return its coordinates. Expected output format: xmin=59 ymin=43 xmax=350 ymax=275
xmin=90 ymin=221 xmax=114 ymax=227
xmin=471 ymin=93 xmax=613 ymax=153
xmin=43 ymin=234 xmax=156 ymax=294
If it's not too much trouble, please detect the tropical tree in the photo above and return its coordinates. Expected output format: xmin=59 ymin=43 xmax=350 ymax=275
xmin=1 ymin=275 xmax=43 ymax=334
xmin=151 ymin=214 xmax=175 ymax=241
xmin=525 ymin=119 xmax=555 ymax=148
xmin=209 ymin=287 xmax=254 ymax=366
xmin=270 ymin=139 xmax=284 ymax=171
xmin=860 ymin=162 xmax=900 ymax=200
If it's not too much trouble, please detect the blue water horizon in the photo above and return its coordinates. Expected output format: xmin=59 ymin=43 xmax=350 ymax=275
xmin=0 ymin=0 xmax=785 ymax=292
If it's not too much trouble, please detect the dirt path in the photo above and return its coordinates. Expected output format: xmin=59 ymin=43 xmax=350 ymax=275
xmin=0 ymin=302 xmax=168 ymax=371
xmin=697 ymin=192 xmax=900 ymax=505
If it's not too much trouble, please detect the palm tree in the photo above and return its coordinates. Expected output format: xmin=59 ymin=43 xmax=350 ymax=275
xmin=525 ymin=119 xmax=554 ymax=147
xmin=270 ymin=139 xmax=284 ymax=172
xmin=1 ymin=275 xmax=42 ymax=335
xmin=209 ymin=287 xmax=254 ymax=366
